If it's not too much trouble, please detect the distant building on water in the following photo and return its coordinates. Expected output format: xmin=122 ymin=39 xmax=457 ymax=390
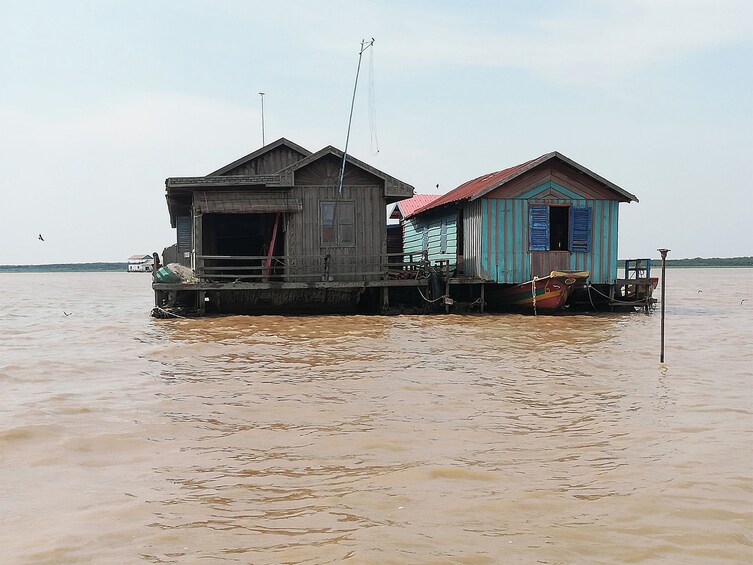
xmin=127 ymin=254 xmax=154 ymax=272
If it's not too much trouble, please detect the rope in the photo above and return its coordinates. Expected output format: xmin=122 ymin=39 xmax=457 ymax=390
xmin=586 ymin=282 xmax=597 ymax=311
xmin=152 ymin=306 xmax=190 ymax=319
xmin=417 ymin=286 xmax=447 ymax=304
xmin=587 ymin=283 xmax=652 ymax=306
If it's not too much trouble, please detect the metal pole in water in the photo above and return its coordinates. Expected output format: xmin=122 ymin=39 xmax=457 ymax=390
xmin=658 ymin=248 xmax=670 ymax=363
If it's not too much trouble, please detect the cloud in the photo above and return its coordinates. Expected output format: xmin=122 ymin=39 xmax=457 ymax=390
xmin=246 ymin=0 xmax=752 ymax=85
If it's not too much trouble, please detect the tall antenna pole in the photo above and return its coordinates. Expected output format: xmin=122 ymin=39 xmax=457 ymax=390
xmin=337 ymin=38 xmax=374 ymax=194
xmin=259 ymin=92 xmax=266 ymax=146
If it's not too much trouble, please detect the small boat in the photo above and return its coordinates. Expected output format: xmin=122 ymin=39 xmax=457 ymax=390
xmin=490 ymin=270 xmax=590 ymax=311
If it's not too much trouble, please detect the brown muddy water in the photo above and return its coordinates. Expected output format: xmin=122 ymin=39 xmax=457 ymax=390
xmin=1 ymin=269 xmax=752 ymax=564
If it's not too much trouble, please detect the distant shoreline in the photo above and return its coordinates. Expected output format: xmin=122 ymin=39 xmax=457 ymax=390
xmin=1 ymin=257 xmax=751 ymax=273
xmin=654 ymin=257 xmax=752 ymax=268
xmin=0 ymin=262 xmax=127 ymax=273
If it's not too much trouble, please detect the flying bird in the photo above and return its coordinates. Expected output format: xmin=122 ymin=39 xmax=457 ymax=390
xmin=64 ymin=312 xmax=72 ymax=316
xmin=38 ymin=234 xmax=44 ymax=241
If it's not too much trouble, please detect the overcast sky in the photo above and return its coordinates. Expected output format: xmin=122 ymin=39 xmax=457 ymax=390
xmin=1 ymin=0 xmax=751 ymax=264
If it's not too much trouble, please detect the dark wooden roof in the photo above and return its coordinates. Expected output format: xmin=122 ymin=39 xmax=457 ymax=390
xmin=164 ymin=140 xmax=414 ymax=225
xmin=277 ymin=146 xmax=414 ymax=201
xmin=208 ymin=138 xmax=312 ymax=176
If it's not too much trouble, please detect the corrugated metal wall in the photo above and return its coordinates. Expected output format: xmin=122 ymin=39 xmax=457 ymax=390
xmin=479 ymin=197 xmax=619 ymax=284
xmin=403 ymin=211 xmax=458 ymax=269
xmin=463 ymin=200 xmax=483 ymax=277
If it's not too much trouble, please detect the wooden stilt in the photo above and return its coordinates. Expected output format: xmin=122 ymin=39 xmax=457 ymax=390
xmin=197 ymin=291 xmax=206 ymax=315
xmin=445 ymin=278 xmax=450 ymax=313
xmin=480 ymin=283 xmax=485 ymax=314
xmin=381 ymin=285 xmax=389 ymax=313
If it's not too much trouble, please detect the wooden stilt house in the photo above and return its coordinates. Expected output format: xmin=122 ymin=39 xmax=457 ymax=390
xmin=403 ymin=152 xmax=638 ymax=286
xmin=156 ymin=138 xmax=415 ymax=314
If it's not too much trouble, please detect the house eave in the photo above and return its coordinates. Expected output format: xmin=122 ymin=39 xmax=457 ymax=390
xmin=166 ymin=174 xmax=294 ymax=190
xmin=468 ymin=152 xmax=638 ymax=204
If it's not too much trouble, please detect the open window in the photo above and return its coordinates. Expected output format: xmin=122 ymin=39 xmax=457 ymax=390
xmin=529 ymin=205 xmax=591 ymax=252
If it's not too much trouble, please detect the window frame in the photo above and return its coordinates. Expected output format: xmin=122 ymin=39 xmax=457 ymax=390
xmin=528 ymin=204 xmax=592 ymax=253
xmin=320 ymin=200 xmax=356 ymax=248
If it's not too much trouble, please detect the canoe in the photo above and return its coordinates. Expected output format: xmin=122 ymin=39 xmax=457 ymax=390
xmin=490 ymin=270 xmax=590 ymax=311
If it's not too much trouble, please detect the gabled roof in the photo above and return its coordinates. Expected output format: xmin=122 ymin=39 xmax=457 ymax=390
xmin=208 ymin=137 xmax=312 ymax=176
xmin=389 ymin=194 xmax=441 ymax=220
xmin=409 ymin=151 xmax=638 ymax=217
xmin=277 ymin=145 xmax=415 ymax=196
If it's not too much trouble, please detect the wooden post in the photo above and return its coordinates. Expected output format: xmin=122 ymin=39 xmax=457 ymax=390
xmin=264 ymin=212 xmax=281 ymax=279
xmin=444 ymin=276 xmax=450 ymax=314
xmin=152 ymin=252 xmax=161 ymax=280
xmin=381 ymin=285 xmax=389 ymax=313
xmin=658 ymin=248 xmax=670 ymax=363
xmin=192 ymin=211 xmax=202 ymax=273
xmin=480 ymin=283 xmax=485 ymax=314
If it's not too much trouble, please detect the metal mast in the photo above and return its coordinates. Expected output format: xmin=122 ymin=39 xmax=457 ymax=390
xmin=337 ymin=38 xmax=374 ymax=194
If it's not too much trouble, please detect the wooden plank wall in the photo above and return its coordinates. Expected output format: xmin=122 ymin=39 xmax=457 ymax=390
xmin=287 ymin=184 xmax=385 ymax=281
xmin=403 ymin=211 xmax=458 ymax=270
xmin=219 ymin=146 xmax=307 ymax=176
xmin=286 ymin=155 xmax=388 ymax=281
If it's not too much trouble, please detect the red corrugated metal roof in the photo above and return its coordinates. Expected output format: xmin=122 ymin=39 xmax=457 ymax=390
xmin=407 ymin=151 xmax=638 ymax=218
xmin=392 ymin=194 xmax=441 ymax=219
xmin=408 ymin=158 xmax=540 ymax=218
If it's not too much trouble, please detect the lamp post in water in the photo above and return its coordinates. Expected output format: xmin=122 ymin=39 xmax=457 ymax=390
xmin=658 ymin=248 xmax=670 ymax=363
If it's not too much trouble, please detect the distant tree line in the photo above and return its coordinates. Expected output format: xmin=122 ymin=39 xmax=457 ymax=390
xmin=664 ymin=257 xmax=753 ymax=267
xmin=0 ymin=262 xmax=127 ymax=272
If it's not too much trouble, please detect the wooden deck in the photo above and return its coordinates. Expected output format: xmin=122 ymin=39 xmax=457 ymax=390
xmin=152 ymin=252 xmax=487 ymax=316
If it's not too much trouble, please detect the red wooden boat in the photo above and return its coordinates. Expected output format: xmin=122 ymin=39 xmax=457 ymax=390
xmin=491 ymin=270 xmax=590 ymax=311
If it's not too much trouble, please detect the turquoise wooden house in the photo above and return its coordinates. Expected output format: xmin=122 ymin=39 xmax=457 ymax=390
xmin=403 ymin=152 xmax=638 ymax=285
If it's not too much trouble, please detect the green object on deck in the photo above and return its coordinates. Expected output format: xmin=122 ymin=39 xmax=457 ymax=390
xmin=155 ymin=266 xmax=180 ymax=284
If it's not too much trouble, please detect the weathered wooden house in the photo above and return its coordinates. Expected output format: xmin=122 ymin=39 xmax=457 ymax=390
xmin=403 ymin=152 xmax=637 ymax=287
xmin=156 ymin=138 xmax=414 ymax=313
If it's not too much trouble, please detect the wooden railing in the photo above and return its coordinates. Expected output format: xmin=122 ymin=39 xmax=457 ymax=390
xmin=195 ymin=252 xmax=432 ymax=283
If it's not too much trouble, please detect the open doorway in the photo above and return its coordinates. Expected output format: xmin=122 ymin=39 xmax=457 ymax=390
xmin=549 ymin=205 xmax=569 ymax=251
xmin=202 ymin=213 xmax=285 ymax=279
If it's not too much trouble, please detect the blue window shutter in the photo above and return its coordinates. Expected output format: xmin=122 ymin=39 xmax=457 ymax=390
xmin=529 ymin=205 xmax=549 ymax=251
xmin=569 ymin=206 xmax=592 ymax=253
